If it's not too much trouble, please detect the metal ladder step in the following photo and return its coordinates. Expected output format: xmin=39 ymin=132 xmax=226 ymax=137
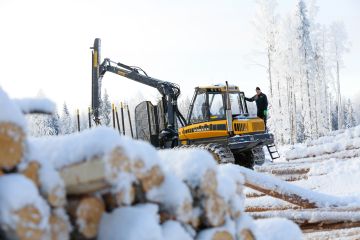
xmin=266 ymin=144 xmax=280 ymax=161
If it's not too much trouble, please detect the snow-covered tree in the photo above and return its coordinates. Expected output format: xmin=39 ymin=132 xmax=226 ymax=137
xmin=250 ymin=0 xmax=348 ymax=143
xmin=253 ymin=0 xmax=279 ymax=99
xmin=307 ymin=1 xmax=333 ymax=137
xmin=27 ymin=90 xmax=59 ymax=137
xmin=79 ymin=109 xmax=90 ymax=131
xmin=293 ymin=0 xmax=316 ymax=139
xmin=49 ymin=112 xmax=60 ymax=135
xmin=344 ymin=98 xmax=356 ymax=128
xmin=353 ymin=92 xmax=360 ymax=124
xmin=100 ymin=89 xmax=112 ymax=127
xmin=60 ymin=102 xmax=73 ymax=134
xmin=27 ymin=113 xmax=59 ymax=137
xmin=178 ymin=96 xmax=191 ymax=118
xmin=328 ymin=21 xmax=349 ymax=129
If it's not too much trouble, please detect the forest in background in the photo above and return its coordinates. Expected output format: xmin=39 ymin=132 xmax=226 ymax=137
xmin=27 ymin=0 xmax=359 ymax=145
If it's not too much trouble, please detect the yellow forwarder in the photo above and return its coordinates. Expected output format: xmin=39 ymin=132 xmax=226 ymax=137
xmin=91 ymin=39 xmax=277 ymax=168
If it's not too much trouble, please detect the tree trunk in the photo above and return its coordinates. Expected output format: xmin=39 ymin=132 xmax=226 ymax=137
xmin=336 ymin=60 xmax=343 ymax=129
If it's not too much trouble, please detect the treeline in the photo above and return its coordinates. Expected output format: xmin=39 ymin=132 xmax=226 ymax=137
xmin=253 ymin=0 xmax=357 ymax=144
xmin=27 ymin=90 xmax=114 ymax=137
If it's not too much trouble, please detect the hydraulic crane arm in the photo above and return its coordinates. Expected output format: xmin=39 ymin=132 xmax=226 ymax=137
xmin=91 ymin=38 xmax=186 ymax=146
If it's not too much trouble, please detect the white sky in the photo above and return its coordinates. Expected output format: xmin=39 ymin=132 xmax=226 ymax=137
xmin=0 ymin=0 xmax=359 ymax=113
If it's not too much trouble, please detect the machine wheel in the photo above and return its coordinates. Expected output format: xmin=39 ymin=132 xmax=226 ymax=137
xmin=233 ymin=146 xmax=265 ymax=169
xmin=203 ymin=143 xmax=235 ymax=164
xmin=176 ymin=143 xmax=235 ymax=164
xmin=233 ymin=150 xmax=254 ymax=169
xmin=252 ymin=146 xmax=265 ymax=165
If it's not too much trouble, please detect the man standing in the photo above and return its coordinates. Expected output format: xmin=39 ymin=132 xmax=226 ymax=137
xmin=245 ymin=87 xmax=268 ymax=129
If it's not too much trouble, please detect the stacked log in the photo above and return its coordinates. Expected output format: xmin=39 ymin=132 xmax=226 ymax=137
xmin=0 ymin=89 xmax=27 ymax=171
xmin=0 ymin=175 xmax=50 ymax=240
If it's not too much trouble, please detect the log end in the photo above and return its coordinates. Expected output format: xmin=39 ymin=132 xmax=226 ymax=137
xmin=14 ymin=205 xmax=45 ymax=240
xmin=0 ymin=123 xmax=26 ymax=170
xmin=76 ymin=197 xmax=105 ymax=238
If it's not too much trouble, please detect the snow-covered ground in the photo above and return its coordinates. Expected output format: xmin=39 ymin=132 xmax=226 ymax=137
xmin=248 ymin=125 xmax=360 ymax=239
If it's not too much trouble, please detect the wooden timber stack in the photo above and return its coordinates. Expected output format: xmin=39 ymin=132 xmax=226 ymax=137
xmin=0 ymin=88 xmax=257 ymax=240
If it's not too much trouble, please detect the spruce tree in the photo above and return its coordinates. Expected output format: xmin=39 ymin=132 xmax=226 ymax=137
xmin=100 ymin=89 xmax=112 ymax=127
xmin=60 ymin=102 xmax=73 ymax=134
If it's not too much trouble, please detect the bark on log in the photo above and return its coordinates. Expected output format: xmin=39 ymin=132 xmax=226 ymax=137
xmin=245 ymin=192 xmax=266 ymax=198
xmin=0 ymin=122 xmax=26 ymax=170
xmin=245 ymin=182 xmax=318 ymax=208
xmin=245 ymin=206 xmax=300 ymax=212
xmin=239 ymin=167 xmax=347 ymax=208
xmin=250 ymin=209 xmax=360 ymax=229
xmin=60 ymin=157 xmax=108 ymax=195
xmin=304 ymin=226 xmax=360 ymax=238
xmin=300 ymin=221 xmax=360 ymax=231
xmin=75 ymin=197 xmax=105 ymax=239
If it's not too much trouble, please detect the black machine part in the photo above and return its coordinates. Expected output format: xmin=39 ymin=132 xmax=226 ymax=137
xmin=91 ymin=38 xmax=186 ymax=147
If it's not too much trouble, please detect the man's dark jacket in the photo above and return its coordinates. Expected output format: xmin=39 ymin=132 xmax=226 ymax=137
xmin=245 ymin=92 xmax=268 ymax=118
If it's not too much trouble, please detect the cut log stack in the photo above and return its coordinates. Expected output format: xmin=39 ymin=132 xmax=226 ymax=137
xmin=0 ymin=88 xmax=277 ymax=240
xmin=242 ymin=156 xmax=360 ymax=234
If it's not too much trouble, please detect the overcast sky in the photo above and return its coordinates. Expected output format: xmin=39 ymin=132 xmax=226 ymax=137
xmin=0 ymin=0 xmax=359 ymax=113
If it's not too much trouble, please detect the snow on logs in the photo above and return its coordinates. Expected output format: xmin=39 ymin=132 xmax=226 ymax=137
xmin=285 ymin=125 xmax=360 ymax=161
xmin=0 ymin=88 xmax=303 ymax=239
xmin=0 ymin=175 xmax=50 ymax=240
xmin=0 ymin=123 xmax=281 ymax=239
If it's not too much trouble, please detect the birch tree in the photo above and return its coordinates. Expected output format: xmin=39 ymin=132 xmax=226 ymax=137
xmin=329 ymin=21 xmax=349 ymax=129
xmin=294 ymin=0 xmax=316 ymax=139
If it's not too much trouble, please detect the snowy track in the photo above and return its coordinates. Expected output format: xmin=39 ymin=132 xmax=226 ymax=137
xmin=245 ymin=126 xmax=360 ymax=238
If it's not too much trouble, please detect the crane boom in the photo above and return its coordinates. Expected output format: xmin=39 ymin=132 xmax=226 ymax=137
xmin=91 ymin=38 xmax=186 ymax=147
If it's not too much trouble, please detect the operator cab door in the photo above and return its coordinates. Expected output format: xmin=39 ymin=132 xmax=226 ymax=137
xmin=182 ymin=88 xmax=228 ymax=142
xmin=187 ymin=88 xmax=228 ymax=124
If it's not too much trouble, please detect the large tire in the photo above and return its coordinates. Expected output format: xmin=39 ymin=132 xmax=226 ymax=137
xmin=233 ymin=150 xmax=254 ymax=169
xmin=175 ymin=143 xmax=235 ymax=164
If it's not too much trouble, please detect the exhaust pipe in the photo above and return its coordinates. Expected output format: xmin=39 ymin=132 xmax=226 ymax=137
xmin=225 ymin=81 xmax=233 ymax=135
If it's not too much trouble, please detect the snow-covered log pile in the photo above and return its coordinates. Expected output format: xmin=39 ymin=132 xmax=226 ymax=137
xmin=285 ymin=126 xmax=360 ymax=161
xmin=0 ymin=87 xmax=302 ymax=240
xmin=246 ymin=125 xmax=360 ymax=238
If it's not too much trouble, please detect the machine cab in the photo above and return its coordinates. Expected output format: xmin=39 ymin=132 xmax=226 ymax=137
xmin=186 ymin=85 xmax=249 ymax=125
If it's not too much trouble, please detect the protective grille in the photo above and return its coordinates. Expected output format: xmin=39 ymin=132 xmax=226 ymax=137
xmin=234 ymin=123 xmax=247 ymax=132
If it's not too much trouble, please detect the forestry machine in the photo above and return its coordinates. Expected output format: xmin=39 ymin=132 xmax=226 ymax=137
xmin=91 ymin=38 xmax=275 ymax=168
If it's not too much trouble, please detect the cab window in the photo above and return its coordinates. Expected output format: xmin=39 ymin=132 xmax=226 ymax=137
xmin=208 ymin=93 xmax=225 ymax=120
xmin=189 ymin=92 xmax=208 ymax=123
